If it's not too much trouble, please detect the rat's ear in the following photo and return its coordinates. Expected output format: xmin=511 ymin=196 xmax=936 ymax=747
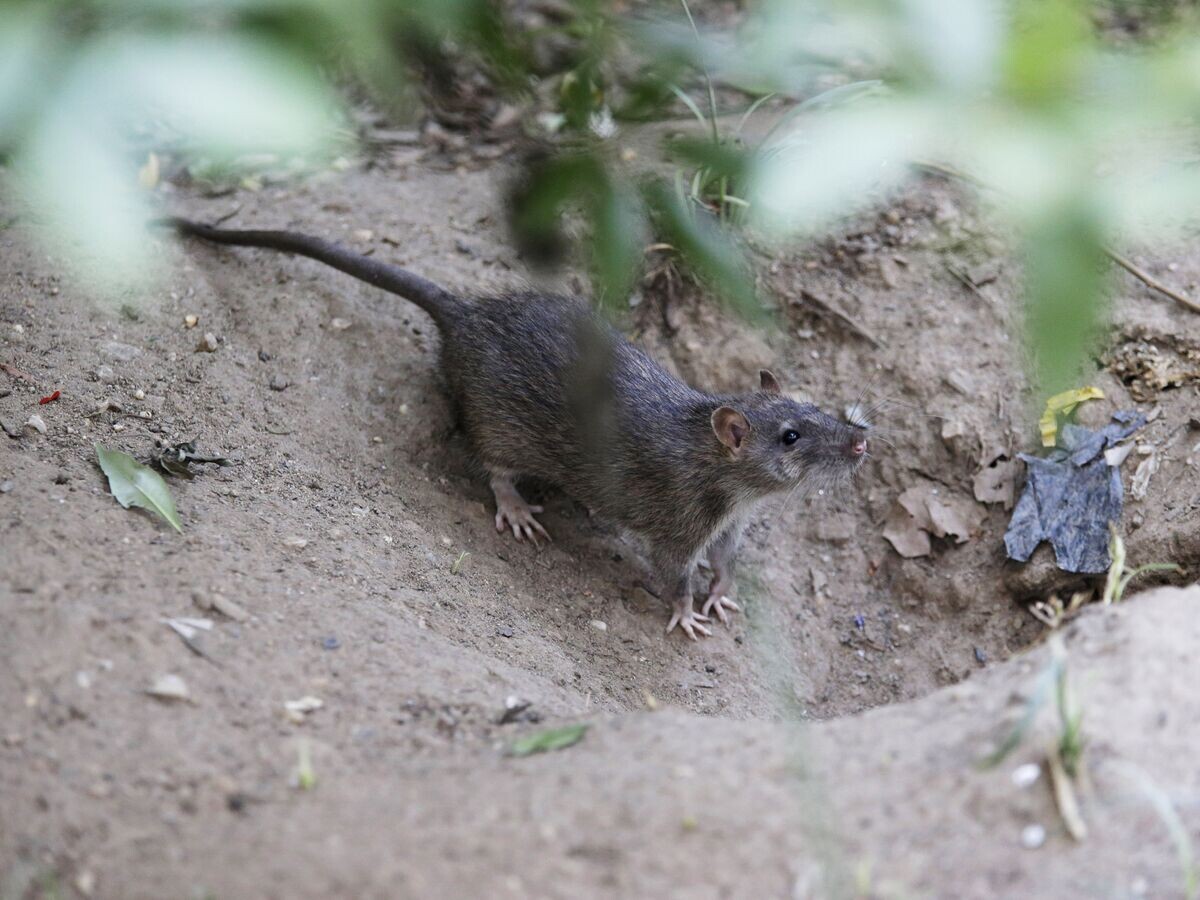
xmin=759 ymin=369 xmax=782 ymax=394
xmin=712 ymin=406 xmax=751 ymax=455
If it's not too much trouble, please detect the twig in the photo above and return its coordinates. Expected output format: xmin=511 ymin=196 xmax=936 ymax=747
xmin=913 ymin=160 xmax=1200 ymax=317
xmin=0 ymin=362 xmax=37 ymax=384
xmin=1105 ymin=249 xmax=1200 ymax=315
xmin=800 ymin=289 xmax=886 ymax=349
xmin=944 ymin=263 xmax=993 ymax=305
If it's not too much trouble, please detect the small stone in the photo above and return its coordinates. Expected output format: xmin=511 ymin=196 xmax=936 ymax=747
xmin=94 ymin=364 xmax=116 ymax=383
xmin=590 ymin=620 xmax=608 ymax=632
xmin=134 ymin=389 xmax=145 ymax=400
xmin=211 ymin=594 xmax=249 ymax=622
xmin=1020 ymin=824 xmax=1046 ymax=849
xmin=269 ymin=374 xmax=290 ymax=392
xmin=184 ymin=314 xmax=199 ymax=329
xmin=372 ymin=436 xmax=383 ymax=444
xmin=147 ymin=674 xmax=190 ymax=702
xmin=352 ymin=229 xmax=374 ymax=243
xmin=101 ymin=341 xmax=141 ymax=362
xmin=282 ymin=536 xmax=308 ymax=550
xmin=0 ymin=481 xmax=13 ymax=494
xmin=74 ymin=870 xmax=97 ymax=897
xmin=196 ymin=332 xmax=219 ymax=353
xmin=1011 ymin=763 xmax=1041 ymax=788
xmin=322 ymin=636 xmax=340 ymax=651
xmin=284 ymin=696 xmax=323 ymax=722
xmin=330 ymin=317 xmax=352 ymax=331
xmin=24 ymin=414 xmax=47 ymax=435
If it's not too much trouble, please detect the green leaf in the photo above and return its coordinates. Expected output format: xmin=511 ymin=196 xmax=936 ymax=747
xmin=95 ymin=443 xmax=184 ymax=533
xmin=642 ymin=180 xmax=760 ymax=320
xmin=1023 ymin=204 xmax=1108 ymax=395
xmin=509 ymin=723 xmax=588 ymax=757
xmin=589 ymin=179 xmax=644 ymax=312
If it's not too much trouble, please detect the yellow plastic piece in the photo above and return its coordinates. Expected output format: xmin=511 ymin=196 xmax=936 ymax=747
xmin=1039 ymin=387 xmax=1105 ymax=447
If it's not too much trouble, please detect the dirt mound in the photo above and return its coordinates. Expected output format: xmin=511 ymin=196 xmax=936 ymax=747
xmin=2 ymin=144 xmax=1199 ymax=898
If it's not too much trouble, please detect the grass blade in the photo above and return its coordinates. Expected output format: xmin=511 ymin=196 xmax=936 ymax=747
xmin=509 ymin=723 xmax=588 ymax=757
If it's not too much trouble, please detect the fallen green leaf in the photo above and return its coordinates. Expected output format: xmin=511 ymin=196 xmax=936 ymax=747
xmin=509 ymin=723 xmax=588 ymax=757
xmin=95 ymin=442 xmax=183 ymax=532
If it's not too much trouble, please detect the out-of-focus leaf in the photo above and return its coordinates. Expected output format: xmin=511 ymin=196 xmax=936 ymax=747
xmin=1024 ymin=205 xmax=1108 ymax=395
xmin=108 ymin=35 xmax=338 ymax=154
xmin=590 ymin=180 xmax=644 ymax=311
xmin=95 ymin=443 xmax=184 ymax=532
xmin=898 ymin=0 xmax=1002 ymax=93
xmin=643 ymin=180 xmax=759 ymax=320
xmin=1002 ymin=0 xmax=1090 ymax=107
xmin=508 ymin=152 xmax=608 ymax=266
xmin=509 ymin=723 xmax=588 ymax=757
xmin=18 ymin=94 xmax=158 ymax=293
xmin=0 ymin=6 xmax=58 ymax=143
xmin=665 ymin=135 xmax=751 ymax=184
xmin=750 ymin=100 xmax=935 ymax=237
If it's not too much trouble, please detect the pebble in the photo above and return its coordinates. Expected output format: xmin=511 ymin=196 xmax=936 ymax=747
xmin=1020 ymin=824 xmax=1046 ymax=849
xmin=147 ymin=674 xmax=190 ymax=702
xmin=269 ymin=374 xmax=290 ymax=392
xmin=284 ymin=696 xmax=323 ymax=723
xmin=0 ymin=481 xmax=12 ymax=494
xmin=24 ymin=414 xmax=46 ymax=435
xmin=330 ymin=317 xmax=352 ymax=331
xmin=134 ymin=389 xmax=145 ymax=400
xmin=101 ymin=341 xmax=140 ymax=362
xmin=212 ymin=594 xmax=249 ymax=622
xmin=1011 ymin=763 xmax=1041 ymax=788
xmin=590 ymin=620 xmax=608 ymax=632
xmin=196 ymin=332 xmax=219 ymax=353
xmin=282 ymin=536 xmax=308 ymax=550
xmin=322 ymin=636 xmax=340 ymax=650
xmin=74 ymin=870 xmax=97 ymax=897
xmin=184 ymin=314 xmax=199 ymax=329
xmin=94 ymin=364 xmax=116 ymax=383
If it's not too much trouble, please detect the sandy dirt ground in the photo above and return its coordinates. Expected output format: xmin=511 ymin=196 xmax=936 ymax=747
xmin=2 ymin=113 xmax=1200 ymax=898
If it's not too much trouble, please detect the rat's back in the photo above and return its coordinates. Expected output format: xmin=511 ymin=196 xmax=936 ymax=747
xmin=443 ymin=291 xmax=708 ymax=509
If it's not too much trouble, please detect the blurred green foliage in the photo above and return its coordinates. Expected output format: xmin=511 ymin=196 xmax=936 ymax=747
xmin=3 ymin=0 xmax=1200 ymax=392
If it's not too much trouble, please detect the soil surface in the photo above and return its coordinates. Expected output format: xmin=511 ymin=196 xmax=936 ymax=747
xmin=2 ymin=110 xmax=1200 ymax=899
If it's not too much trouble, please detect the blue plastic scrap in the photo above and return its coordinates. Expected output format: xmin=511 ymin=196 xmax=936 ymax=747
xmin=1004 ymin=410 xmax=1147 ymax=574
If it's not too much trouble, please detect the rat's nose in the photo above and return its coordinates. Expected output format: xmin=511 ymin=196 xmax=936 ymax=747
xmin=850 ymin=438 xmax=867 ymax=456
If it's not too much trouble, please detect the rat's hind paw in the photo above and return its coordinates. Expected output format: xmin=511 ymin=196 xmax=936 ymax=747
xmin=666 ymin=605 xmax=712 ymax=641
xmin=701 ymin=593 xmax=740 ymax=625
xmin=494 ymin=499 xmax=550 ymax=545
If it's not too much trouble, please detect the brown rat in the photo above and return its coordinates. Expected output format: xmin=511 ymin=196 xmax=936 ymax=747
xmin=162 ymin=217 xmax=869 ymax=639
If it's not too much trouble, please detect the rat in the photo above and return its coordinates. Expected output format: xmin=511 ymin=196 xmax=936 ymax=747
xmin=162 ymin=217 xmax=869 ymax=639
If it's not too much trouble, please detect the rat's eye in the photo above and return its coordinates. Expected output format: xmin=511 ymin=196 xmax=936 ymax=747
xmin=782 ymin=430 xmax=800 ymax=446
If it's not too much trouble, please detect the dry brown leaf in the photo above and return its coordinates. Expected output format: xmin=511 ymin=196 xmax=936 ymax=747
xmin=882 ymin=506 xmax=932 ymax=558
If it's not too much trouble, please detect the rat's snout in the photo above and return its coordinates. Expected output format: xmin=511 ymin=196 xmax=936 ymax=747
xmin=849 ymin=437 xmax=868 ymax=458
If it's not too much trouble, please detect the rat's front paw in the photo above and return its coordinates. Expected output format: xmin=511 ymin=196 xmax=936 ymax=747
xmin=666 ymin=603 xmax=712 ymax=641
xmin=494 ymin=499 xmax=550 ymax=545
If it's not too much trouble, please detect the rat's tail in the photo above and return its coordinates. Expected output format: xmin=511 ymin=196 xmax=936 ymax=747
xmin=157 ymin=217 xmax=460 ymax=329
